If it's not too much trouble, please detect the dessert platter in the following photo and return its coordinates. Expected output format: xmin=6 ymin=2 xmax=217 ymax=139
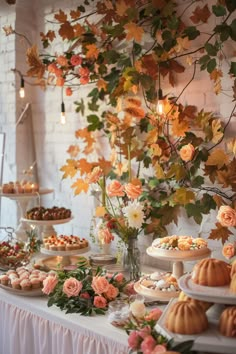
xmin=0 ymin=239 xmax=31 ymax=270
xmin=155 ymin=258 xmax=236 ymax=353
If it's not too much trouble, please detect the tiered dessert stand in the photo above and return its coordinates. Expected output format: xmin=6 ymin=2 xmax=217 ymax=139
xmin=0 ymin=188 xmax=53 ymax=241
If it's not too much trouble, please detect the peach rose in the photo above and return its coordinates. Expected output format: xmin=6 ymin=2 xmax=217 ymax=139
xmin=124 ymin=183 xmax=142 ymax=199
xmin=130 ymin=301 xmax=146 ymax=318
xmin=86 ymin=166 xmax=103 ymax=184
xmin=97 ymin=227 xmax=114 ymax=244
xmin=222 ymin=243 xmax=235 ymax=259
xmin=145 ymin=308 xmax=162 ymax=321
xmin=114 ymin=273 xmax=124 ymax=283
xmin=104 ymin=284 xmax=119 ymax=300
xmin=42 ymin=275 xmax=58 ymax=295
xmin=93 ymin=295 xmax=107 ymax=308
xmin=63 ymin=277 xmax=83 ymax=298
xmin=56 ymin=55 xmax=68 ymax=66
xmin=217 ymin=205 xmax=236 ymax=227
xmin=106 ymin=180 xmax=124 ymax=197
xmin=151 ymin=344 xmax=167 ymax=353
xmin=179 ymin=143 xmax=195 ymax=162
xmin=91 ymin=276 xmax=109 ymax=294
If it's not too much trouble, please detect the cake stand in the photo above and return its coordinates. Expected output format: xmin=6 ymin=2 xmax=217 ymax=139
xmin=21 ymin=217 xmax=73 ymax=240
xmin=0 ymin=188 xmax=53 ymax=241
xmin=40 ymin=245 xmax=90 ymax=269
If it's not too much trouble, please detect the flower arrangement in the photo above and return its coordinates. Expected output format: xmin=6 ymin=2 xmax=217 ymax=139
xmin=5 ymin=0 xmax=236 ymax=243
xmin=42 ymin=263 xmax=128 ymax=316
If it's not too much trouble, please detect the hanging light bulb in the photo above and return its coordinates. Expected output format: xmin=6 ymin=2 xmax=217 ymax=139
xmin=60 ymin=101 xmax=66 ymax=124
xmin=157 ymin=87 xmax=164 ymax=115
xmin=19 ymin=77 xmax=25 ymax=98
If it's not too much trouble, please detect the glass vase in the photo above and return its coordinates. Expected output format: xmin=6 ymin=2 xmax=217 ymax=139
xmin=123 ymin=237 xmax=141 ymax=281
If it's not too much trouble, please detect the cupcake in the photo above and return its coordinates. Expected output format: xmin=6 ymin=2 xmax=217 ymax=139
xmin=30 ymin=278 xmax=41 ymax=289
xmin=11 ymin=278 xmax=21 ymax=289
xmin=0 ymin=274 xmax=9 ymax=285
xmin=8 ymin=273 xmax=19 ymax=281
xmin=20 ymin=279 xmax=32 ymax=291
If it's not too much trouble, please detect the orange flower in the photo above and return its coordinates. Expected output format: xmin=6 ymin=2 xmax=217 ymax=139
xmin=144 ymin=308 xmax=162 ymax=321
xmin=66 ymin=87 xmax=72 ymax=96
xmin=217 ymin=205 xmax=236 ymax=227
xmin=103 ymin=283 xmax=118 ymax=300
xmin=179 ymin=143 xmax=195 ymax=162
xmin=125 ymin=183 xmax=142 ymax=199
xmin=91 ymin=276 xmax=109 ymax=295
xmin=56 ymin=76 xmax=65 ymax=86
xmin=222 ymin=243 xmax=235 ymax=259
xmin=106 ymin=180 xmax=124 ymax=197
xmin=56 ymin=55 xmax=68 ymax=66
xmin=97 ymin=227 xmax=114 ymax=244
xmin=93 ymin=295 xmax=107 ymax=308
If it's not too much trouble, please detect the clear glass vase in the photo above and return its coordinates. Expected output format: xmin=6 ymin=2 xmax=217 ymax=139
xmin=123 ymin=237 xmax=141 ymax=281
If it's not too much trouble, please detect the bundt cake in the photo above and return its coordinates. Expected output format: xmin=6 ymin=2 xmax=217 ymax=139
xmin=165 ymin=301 xmax=208 ymax=334
xmin=178 ymin=291 xmax=212 ymax=312
xmin=219 ymin=306 xmax=236 ymax=337
xmin=230 ymin=273 xmax=236 ymax=294
xmin=231 ymin=259 xmax=236 ymax=278
xmin=191 ymin=258 xmax=231 ymax=286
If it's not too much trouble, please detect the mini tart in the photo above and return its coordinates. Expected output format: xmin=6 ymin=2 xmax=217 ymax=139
xmin=0 ymin=274 xmax=9 ymax=285
xmin=20 ymin=279 xmax=32 ymax=291
xmin=11 ymin=279 xmax=21 ymax=289
xmin=30 ymin=278 xmax=41 ymax=289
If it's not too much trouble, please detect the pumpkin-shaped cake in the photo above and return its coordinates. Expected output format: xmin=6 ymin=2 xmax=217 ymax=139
xmin=178 ymin=291 xmax=212 ymax=312
xmin=230 ymin=259 xmax=236 ymax=278
xmin=191 ymin=258 xmax=231 ymax=286
xmin=165 ymin=301 xmax=208 ymax=334
xmin=230 ymin=273 xmax=236 ymax=294
xmin=219 ymin=306 xmax=236 ymax=337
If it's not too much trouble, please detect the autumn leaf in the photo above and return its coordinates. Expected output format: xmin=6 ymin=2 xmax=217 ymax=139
xmin=60 ymin=159 xmax=79 ymax=179
xmin=73 ymin=24 xmax=85 ymax=38
xmin=172 ymin=118 xmax=189 ymax=137
xmin=213 ymin=195 xmax=225 ymax=208
xmin=210 ymin=68 xmax=223 ymax=82
xmin=67 ymin=145 xmax=80 ymax=158
xmin=205 ymin=149 xmax=229 ymax=168
xmin=174 ymin=37 xmax=190 ymax=53
xmin=97 ymin=157 xmax=112 ymax=175
xmin=75 ymin=128 xmax=95 ymax=155
xmin=173 ymin=188 xmax=195 ymax=205
xmin=227 ymin=138 xmax=236 ymax=155
xmin=97 ymin=78 xmax=107 ymax=91
xmin=124 ymin=22 xmax=144 ymax=42
xmin=70 ymin=9 xmax=81 ymax=20
xmin=146 ymin=129 xmax=158 ymax=145
xmin=40 ymin=30 xmax=56 ymax=42
xmin=59 ymin=22 xmax=74 ymax=40
xmin=142 ymin=54 xmax=159 ymax=79
xmin=217 ymin=158 xmax=236 ymax=189
xmin=190 ymin=4 xmax=211 ymax=24
xmin=26 ymin=45 xmax=45 ymax=79
xmin=71 ymin=178 xmax=89 ymax=195
xmin=158 ymin=205 xmax=180 ymax=226
xmin=95 ymin=206 xmax=106 ymax=217
xmin=77 ymin=159 xmax=94 ymax=175
xmin=154 ymin=162 xmax=165 ymax=179
xmin=116 ymin=0 xmax=129 ymax=16
xmin=54 ymin=9 xmax=67 ymax=23
xmin=211 ymin=119 xmax=223 ymax=143
xmin=208 ymin=222 xmax=233 ymax=244
xmin=86 ymin=44 xmax=99 ymax=60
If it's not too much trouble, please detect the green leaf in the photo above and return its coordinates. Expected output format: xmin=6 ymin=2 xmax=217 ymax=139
xmin=230 ymin=19 xmax=236 ymax=40
xmin=229 ymin=62 xmax=236 ymax=77
xmin=103 ymin=50 xmax=120 ymax=64
xmin=207 ymin=58 xmax=216 ymax=73
xmin=140 ymin=74 xmax=153 ymax=90
xmin=162 ymin=30 xmax=172 ymax=40
xmin=212 ymin=5 xmax=227 ymax=16
xmin=167 ymin=15 xmax=179 ymax=30
xmin=133 ymin=42 xmax=142 ymax=56
xmin=225 ymin=0 xmax=236 ymax=12
xmin=87 ymin=114 xmax=104 ymax=131
xmin=214 ymin=24 xmax=231 ymax=41
xmin=185 ymin=203 xmax=203 ymax=224
xmin=191 ymin=175 xmax=204 ymax=187
xmin=74 ymin=99 xmax=85 ymax=115
xmin=199 ymin=54 xmax=210 ymax=71
xmin=205 ymin=43 xmax=217 ymax=56
xmin=183 ymin=26 xmax=200 ymax=40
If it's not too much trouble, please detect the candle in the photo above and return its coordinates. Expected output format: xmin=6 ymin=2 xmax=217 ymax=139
xmin=31 ymin=183 xmax=39 ymax=193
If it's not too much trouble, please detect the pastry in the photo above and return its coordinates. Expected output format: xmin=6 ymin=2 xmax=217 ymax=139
xmin=20 ymin=279 xmax=32 ymax=291
xmin=0 ymin=274 xmax=9 ymax=285
xmin=42 ymin=234 xmax=89 ymax=251
xmin=191 ymin=258 xmax=231 ymax=286
xmin=11 ymin=279 xmax=21 ymax=289
xmin=30 ymin=278 xmax=41 ymax=289
xmin=230 ymin=273 xmax=236 ymax=294
xmin=165 ymin=301 xmax=208 ymax=334
xmin=219 ymin=306 xmax=236 ymax=337
xmin=138 ymin=272 xmax=180 ymax=299
xmin=26 ymin=206 xmax=71 ymax=220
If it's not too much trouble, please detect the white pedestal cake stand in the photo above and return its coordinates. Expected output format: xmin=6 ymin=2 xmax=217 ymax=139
xmin=0 ymin=188 xmax=53 ymax=241
xmin=40 ymin=246 xmax=90 ymax=267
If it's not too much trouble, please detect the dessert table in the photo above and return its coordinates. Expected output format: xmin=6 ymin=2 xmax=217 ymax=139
xmin=0 ymin=288 xmax=129 ymax=354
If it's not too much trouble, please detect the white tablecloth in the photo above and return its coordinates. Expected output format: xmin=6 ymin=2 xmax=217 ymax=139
xmin=0 ymin=288 xmax=129 ymax=354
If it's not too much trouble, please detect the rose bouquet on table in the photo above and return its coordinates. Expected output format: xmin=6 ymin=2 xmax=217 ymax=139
xmin=217 ymin=205 xmax=236 ymax=263
xmin=42 ymin=263 xmax=128 ymax=316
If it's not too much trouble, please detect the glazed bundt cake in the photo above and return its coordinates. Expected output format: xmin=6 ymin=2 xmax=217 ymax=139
xmin=230 ymin=259 xmax=236 ymax=278
xmin=165 ymin=301 xmax=208 ymax=334
xmin=230 ymin=273 xmax=236 ymax=294
xmin=178 ymin=291 xmax=212 ymax=312
xmin=219 ymin=306 xmax=236 ymax=337
xmin=191 ymin=258 xmax=231 ymax=286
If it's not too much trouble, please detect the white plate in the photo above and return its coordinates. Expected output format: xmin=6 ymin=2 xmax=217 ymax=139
xmin=21 ymin=217 xmax=73 ymax=225
xmin=0 ymin=188 xmax=53 ymax=199
xmin=178 ymin=274 xmax=236 ymax=305
xmin=40 ymin=245 xmax=90 ymax=256
xmin=0 ymin=284 xmax=44 ymax=297
xmin=155 ymin=298 xmax=236 ymax=354
xmin=134 ymin=282 xmax=178 ymax=302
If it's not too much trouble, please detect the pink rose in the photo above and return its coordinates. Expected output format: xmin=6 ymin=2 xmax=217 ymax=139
xmin=217 ymin=205 xmax=236 ymax=227
xmin=141 ymin=335 xmax=156 ymax=354
xmin=106 ymin=180 xmax=124 ymax=197
xmin=104 ymin=284 xmax=119 ymax=300
xmin=222 ymin=243 xmax=235 ymax=259
xmin=92 ymin=276 xmax=109 ymax=294
xmin=179 ymin=143 xmax=195 ymax=162
xmin=125 ymin=183 xmax=142 ymax=199
xmin=137 ymin=326 xmax=151 ymax=339
xmin=114 ymin=273 xmax=124 ymax=283
xmin=63 ymin=277 xmax=83 ymax=298
xmin=93 ymin=295 xmax=107 ymax=308
xmin=86 ymin=166 xmax=103 ymax=184
xmin=80 ymin=292 xmax=90 ymax=299
xmin=145 ymin=308 xmax=163 ymax=321
xmin=97 ymin=227 xmax=114 ymax=244
xmin=128 ymin=331 xmax=141 ymax=350
xmin=70 ymin=54 xmax=82 ymax=66
xmin=42 ymin=275 xmax=58 ymax=295
xmin=151 ymin=345 xmax=167 ymax=353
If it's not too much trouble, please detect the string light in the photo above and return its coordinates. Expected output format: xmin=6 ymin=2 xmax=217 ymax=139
xmin=157 ymin=87 xmax=164 ymax=115
xmin=19 ymin=77 xmax=25 ymax=98
xmin=60 ymin=101 xmax=66 ymax=124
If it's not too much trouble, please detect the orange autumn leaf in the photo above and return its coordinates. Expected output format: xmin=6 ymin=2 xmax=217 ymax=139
xmin=173 ymin=188 xmax=195 ymax=205
xmin=59 ymin=22 xmax=75 ymax=40
xmin=54 ymin=9 xmax=67 ymax=23
xmin=97 ymin=78 xmax=107 ymax=91
xmin=172 ymin=119 xmax=189 ymax=137
xmin=71 ymin=178 xmax=89 ymax=195
xmin=86 ymin=44 xmax=99 ymax=59
xmin=77 ymin=159 xmax=94 ymax=175
xmin=26 ymin=45 xmax=45 ymax=79
xmin=40 ymin=30 xmax=56 ymax=42
xmin=124 ymin=22 xmax=144 ymax=42
xmin=97 ymin=157 xmax=112 ymax=175
xmin=75 ymin=128 xmax=95 ymax=155
xmin=73 ymin=23 xmax=85 ymax=37
xmin=210 ymin=68 xmax=223 ymax=82
xmin=208 ymin=223 xmax=233 ymax=244
xmin=70 ymin=9 xmax=81 ymax=19
xmin=67 ymin=145 xmax=80 ymax=158
xmin=205 ymin=149 xmax=229 ymax=169
xmin=146 ymin=129 xmax=158 ymax=145
xmin=116 ymin=0 xmax=129 ymax=16
xmin=190 ymin=4 xmax=211 ymax=24
xmin=95 ymin=206 xmax=106 ymax=217
xmin=211 ymin=119 xmax=223 ymax=144
xmin=227 ymin=138 xmax=236 ymax=155
xmin=60 ymin=159 xmax=79 ymax=179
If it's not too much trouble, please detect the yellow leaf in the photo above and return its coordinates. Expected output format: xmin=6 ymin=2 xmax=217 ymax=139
xmin=174 ymin=37 xmax=190 ymax=53
xmin=86 ymin=44 xmax=99 ymax=59
xmin=71 ymin=179 xmax=89 ymax=195
xmin=227 ymin=138 xmax=236 ymax=155
xmin=75 ymin=128 xmax=95 ymax=155
xmin=210 ymin=69 xmax=223 ymax=82
xmin=60 ymin=159 xmax=79 ymax=179
xmin=211 ymin=119 xmax=223 ymax=144
xmin=96 ymin=206 xmax=106 ymax=217
xmin=116 ymin=0 xmax=129 ymax=16
xmin=147 ymin=129 xmax=158 ymax=145
xmin=205 ymin=149 xmax=229 ymax=168
xmin=124 ymin=22 xmax=144 ymax=42
xmin=97 ymin=78 xmax=107 ymax=91
xmin=154 ymin=162 xmax=165 ymax=179
xmin=173 ymin=188 xmax=195 ymax=205
xmin=67 ymin=145 xmax=80 ymax=158
xmin=214 ymin=80 xmax=222 ymax=95
xmin=150 ymin=144 xmax=162 ymax=156
xmin=77 ymin=159 xmax=94 ymax=176
xmin=172 ymin=118 xmax=189 ymax=137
